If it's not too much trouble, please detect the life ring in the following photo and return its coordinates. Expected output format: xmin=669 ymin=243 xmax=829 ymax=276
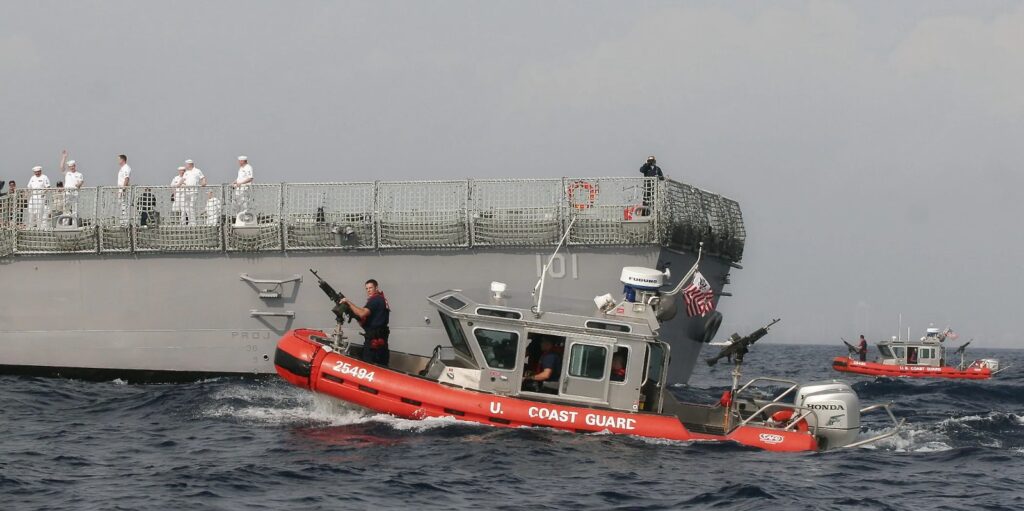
xmin=567 ymin=181 xmax=598 ymax=209
xmin=770 ymin=409 xmax=809 ymax=433
xmin=623 ymin=205 xmax=649 ymax=220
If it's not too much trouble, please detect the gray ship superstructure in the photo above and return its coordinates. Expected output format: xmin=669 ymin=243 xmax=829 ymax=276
xmin=0 ymin=176 xmax=745 ymax=383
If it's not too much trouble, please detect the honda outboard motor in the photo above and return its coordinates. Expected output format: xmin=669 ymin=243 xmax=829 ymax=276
xmin=795 ymin=381 xmax=861 ymax=450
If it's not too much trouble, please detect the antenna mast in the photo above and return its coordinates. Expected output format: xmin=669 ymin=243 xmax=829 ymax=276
xmin=532 ymin=217 xmax=577 ymax=317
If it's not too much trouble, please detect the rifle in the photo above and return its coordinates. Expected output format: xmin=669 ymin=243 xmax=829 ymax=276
xmin=953 ymin=340 xmax=972 ymax=356
xmin=706 ymin=318 xmax=780 ymax=366
xmin=841 ymin=338 xmax=860 ymax=356
xmin=310 ymin=269 xmax=355 ymax=323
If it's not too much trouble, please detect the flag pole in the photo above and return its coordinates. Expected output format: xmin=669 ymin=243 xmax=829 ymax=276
xmin=662 ymin=242 xmax=703 ymax=297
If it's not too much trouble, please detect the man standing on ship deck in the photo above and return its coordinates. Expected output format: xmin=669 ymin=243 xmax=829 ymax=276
xmin=340 ymin=279 xmax=391 ymax=366
xmin=232 ymin=155 xmax=254 ymax=212
xmin=26 ymin=166 xmax=51 ymax=229
xmin=204 ymin=190 xmax=222 ymax=226
xmin=60 ymin=150 xmax=85 ymax=217
xmin=857 ymin=335 xmax=869 ymax=362
xmin=182 ymin=159 xmax=207 ymax=225
xmin=638 ymin=156 xmax=664 ymax=215
xmin=116 ymin=155 xmax=132 ymax=225
xmin=7 ymin=181 xmax=22 ymax=225
xmin=171 ymin=166 xmax=187 ymax=224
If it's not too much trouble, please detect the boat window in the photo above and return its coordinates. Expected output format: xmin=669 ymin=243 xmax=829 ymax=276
xmin=475 ymin=329 xmax=519 ymax=370
xmin=585 ymin=321 xmax=631 ymax=333
xmin=476 ymin=308 xmax=522 ymax=320
xmin=611 ymin=346 xmax=629 ymax=384
xmin=439 ymin=313 xmax=473 ymax=359
xmin=892 ymin=347 xmax=905 ymax=359
xmin=878 ymin=345 xmax=893 ymax=358
xmin=568 ymin=344 xmax=607 ymax=380
xmin=907 ymin=347 xmax=919 ymax=364
xmin=440 ymin=296 xmax=467 ymax=311
xmin=644 ymin=343 xmax=665 ymax=384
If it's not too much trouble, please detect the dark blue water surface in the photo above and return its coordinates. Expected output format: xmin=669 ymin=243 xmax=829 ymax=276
xmin=2 ymin=344 xmax=1023 ymax=510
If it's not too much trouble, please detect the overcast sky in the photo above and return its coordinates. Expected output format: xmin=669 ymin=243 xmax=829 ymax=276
xmin=2 ymin=1 xmax=1021 ymax=347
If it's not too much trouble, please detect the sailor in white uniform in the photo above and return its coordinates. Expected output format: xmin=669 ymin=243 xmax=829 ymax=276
xmin=232 ymin=155 xmax=254 ymax=212
xmin=26 ymin=166 xmax=51 ymax=229
xmin=182 ymin=160 xmax=207 ymax=226
xmin=62 ymin=159 xmax=85 ymax=217
xmin=204 ymin=190 xmax=222 ymax=226
xmin=171 ymin=166 xmax=187 ymax=224
xmin=117 ymin=155 xmax=132 ymax=225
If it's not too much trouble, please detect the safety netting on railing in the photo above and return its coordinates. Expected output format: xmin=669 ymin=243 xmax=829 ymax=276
xmin=11 ymin=188 xmax=98 ymax=254
xmin=0 ymin=178 xmax=744 ymax=262
xmin=0 ymin=194 xmax=13 ymax=257
xmin=564 ymin=177 xmax=660 ymax=245
xmin=377 ymin=181 xmax=468 ymax=248
xmin=225 ymin=183 xmax=281 ymax=251
xmin=283 ymin=183 xmax=375 ymax=250
xmin=97 ymin=186 xmax=132 ymax=252
xmin=702 ymin=191 xmax=746 ymax=262
xmin=470 ymin=179 xmax=563 ymax=246
xmin=662 ymin=179 xmax=745 ymax=262
xmin=132 ymin=185 xmax=222 ymax=252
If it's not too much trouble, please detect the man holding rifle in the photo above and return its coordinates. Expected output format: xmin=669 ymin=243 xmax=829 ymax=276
xmin=340 ymin=279 xmax=391 ymax=366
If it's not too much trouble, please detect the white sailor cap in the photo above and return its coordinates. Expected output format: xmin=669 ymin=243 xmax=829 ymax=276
xmin=67 ymin=160 xmax=76 ymax=166
xmin=185 ymin=159 xmax=194 ymax=164
xmin=237 ymin=155 xmax=248 ymax=161
xmin=177 ymin=166 xmax=186 ymax=171
xmin=32 ymin=166 xmax=42 ymax=172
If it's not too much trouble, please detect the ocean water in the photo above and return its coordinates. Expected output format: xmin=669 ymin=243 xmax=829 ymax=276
xmin=1 ymin=344 xmax=1022 ymax=510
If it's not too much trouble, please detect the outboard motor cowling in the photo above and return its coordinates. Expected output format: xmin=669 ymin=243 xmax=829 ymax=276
xmin=795 ymin=381 xmax=860 ymax=449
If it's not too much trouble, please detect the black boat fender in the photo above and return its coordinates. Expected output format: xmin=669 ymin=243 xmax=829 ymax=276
xmin=688 ymin=310 xmax=722 ymax=343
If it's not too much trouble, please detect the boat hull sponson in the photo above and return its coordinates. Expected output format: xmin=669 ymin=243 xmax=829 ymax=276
xmin=275 ymin=329 xmax=819 ymax=452
xmin=832 ymin=357 xmax=992 ymax=379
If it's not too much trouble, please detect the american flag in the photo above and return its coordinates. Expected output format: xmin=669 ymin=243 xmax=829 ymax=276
xmin=944 ymin=328 xmax=959 ymax=340
xmin=683 ymin=271 xmax=715 ymax=317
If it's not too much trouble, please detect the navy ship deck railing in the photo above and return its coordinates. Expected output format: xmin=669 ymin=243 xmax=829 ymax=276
xmin=0 ymin=177 xmax=744 ymax=261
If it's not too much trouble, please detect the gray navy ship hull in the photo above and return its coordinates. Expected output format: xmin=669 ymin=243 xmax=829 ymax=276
xmin=0 ymin=247 xmax=730 ymax=383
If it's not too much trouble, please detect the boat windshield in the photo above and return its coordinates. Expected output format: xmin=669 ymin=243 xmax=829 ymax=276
xmin=474 ymin=328 xmax=519 ymax=370
xmin=878 ymin=345 xmax=893 ymax=358
xmin=439 ymin=312 xmax=473 ymax=360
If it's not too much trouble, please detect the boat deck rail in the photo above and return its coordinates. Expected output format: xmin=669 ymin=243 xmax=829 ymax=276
xmin=0 ymin=177 xmax=745 ymax=261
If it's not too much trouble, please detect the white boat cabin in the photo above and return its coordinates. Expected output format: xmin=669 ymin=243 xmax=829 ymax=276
xmin=420 ymin=289 xmax=671 ymax=414
xmin=875 ymin=328 xmax=947 ymax=367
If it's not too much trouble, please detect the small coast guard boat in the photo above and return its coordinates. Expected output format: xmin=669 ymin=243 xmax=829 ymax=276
xmin=833 ymin=328 xmax=1006 ymax=380
xmin=276 ymin=246 xmax=902 ymax=451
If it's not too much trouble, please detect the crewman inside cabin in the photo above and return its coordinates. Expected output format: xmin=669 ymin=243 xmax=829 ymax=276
xmin=611 ymin=351 xmax=627 ymax=382
xmin=523 ymin=337 xmax=561 ymax=393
